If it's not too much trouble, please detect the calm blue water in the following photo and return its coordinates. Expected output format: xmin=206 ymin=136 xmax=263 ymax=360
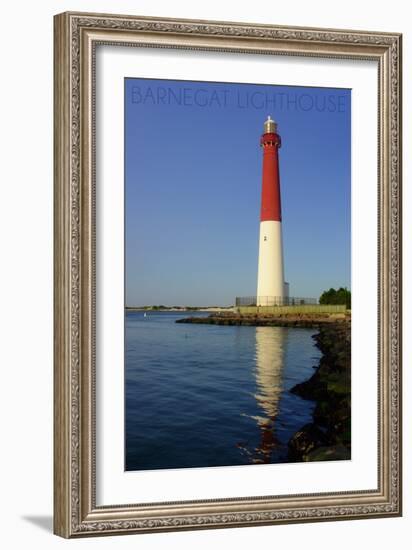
xmin=125 ymin=311 xmax=321 ymax=471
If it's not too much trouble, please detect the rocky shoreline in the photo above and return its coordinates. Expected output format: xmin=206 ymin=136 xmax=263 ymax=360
xmin=287 ymin=321 xmax=351 ymax=462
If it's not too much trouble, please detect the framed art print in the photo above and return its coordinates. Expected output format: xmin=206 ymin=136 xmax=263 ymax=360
xmin=53 ymin=12 xmax=402 ymax=537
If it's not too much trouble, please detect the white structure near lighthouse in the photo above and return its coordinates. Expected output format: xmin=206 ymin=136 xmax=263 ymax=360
xmin=256 ymin=116 xmax=289 ymax=306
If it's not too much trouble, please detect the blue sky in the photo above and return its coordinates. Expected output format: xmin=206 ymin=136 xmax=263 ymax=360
xmin=125 ymin=78 xmax=351 ymax=307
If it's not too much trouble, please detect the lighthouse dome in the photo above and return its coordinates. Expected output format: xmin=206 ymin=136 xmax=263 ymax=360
xmin=264 ymin=115 xmax=277 ymax=134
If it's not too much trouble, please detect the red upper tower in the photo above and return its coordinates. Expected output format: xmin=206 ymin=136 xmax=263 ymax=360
xmin=260 ymin=116 xmax=282 ymax=222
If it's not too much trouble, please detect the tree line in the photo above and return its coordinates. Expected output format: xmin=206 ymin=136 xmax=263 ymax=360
xmin=319 ymin=287 xmax=351 ymax=308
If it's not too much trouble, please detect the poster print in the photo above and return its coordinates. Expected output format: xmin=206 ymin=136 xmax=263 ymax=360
xmin=124 ymin=78 xmax=351 ymax=471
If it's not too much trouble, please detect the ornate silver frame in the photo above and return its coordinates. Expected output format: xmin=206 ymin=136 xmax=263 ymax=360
xmin=53 ymin=11 xmax=402 ymax=538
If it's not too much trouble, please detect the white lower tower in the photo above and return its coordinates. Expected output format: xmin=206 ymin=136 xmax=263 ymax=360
xmin=257 ymin=221 xmax=285 ymax=305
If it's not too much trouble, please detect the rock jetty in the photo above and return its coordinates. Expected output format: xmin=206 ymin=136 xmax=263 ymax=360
xmin=176 ymin=311 xmax=349 ymax=328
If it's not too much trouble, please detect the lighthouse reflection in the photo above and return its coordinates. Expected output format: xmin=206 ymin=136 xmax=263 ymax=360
xmin=239 ymin=326 xmax=286 ymax=464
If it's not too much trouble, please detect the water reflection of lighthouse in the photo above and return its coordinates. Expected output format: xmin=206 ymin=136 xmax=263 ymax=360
xmin=239 ymin=327 xmax=286 ymax=464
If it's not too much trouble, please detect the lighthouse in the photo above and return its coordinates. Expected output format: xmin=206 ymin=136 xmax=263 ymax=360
xmin=256 ymin=116 xmax=288 ymax=306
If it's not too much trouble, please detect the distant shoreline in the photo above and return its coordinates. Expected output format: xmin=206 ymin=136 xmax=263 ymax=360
xmin=125 ymin=306 xmax=235 ymax=313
